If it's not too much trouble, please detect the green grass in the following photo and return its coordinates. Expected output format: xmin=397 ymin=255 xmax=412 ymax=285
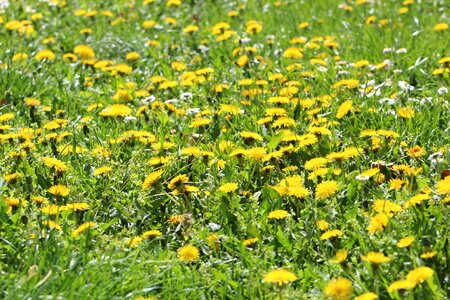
xmin=0 ymin=0 xmax=450 ymax=299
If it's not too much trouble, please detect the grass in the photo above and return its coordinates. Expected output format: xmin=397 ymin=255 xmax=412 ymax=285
xmin=0 ymin=0 xmax=450 ymax=299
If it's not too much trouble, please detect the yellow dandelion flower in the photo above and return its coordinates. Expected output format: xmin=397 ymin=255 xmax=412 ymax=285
xmin=43 ymin=157 xmax=68 ymax=173
xmin=93 ymin=166 xmax=112 ymax=176
xmin=100 ymin=104 xmax=132 ymax=117
xmin=336 ymin=100 xmax=353 ymax=119
xmin=168 ymin=174 xmax=189 ymax=190
xmin=331 ymin=249 xmax=348 ymax=264
xmin=142 ymin=230 xmax=162 ymax=238
xmin=397 ymin=236 xmax=415 ymax=248
xmin=218 ymin=182 xmax=239 ymax=193
xmin=177 ymin=245 xmax=200 ymax=262
xmin=263 ymin=269 xmax=298 ymax=286
xmin=43 ymin=220 xmax=62 ymax=231
xmin=420 ymin=250 xmax=437 ymax=259
xmin=406 ymin=266 xmax=434 ymax=286
xmin=368 ymin=213 xmax=389 ymax=234
xmin=355 ymin=292 xmax=378 ymax=300
xmin=73 ymin=45 xmax=95 ymax=58
xmin=361 ymin=252 xmax=391 ymax=264
xmin=142 ymin=170 xmax=163 ymax=190
xmin=315 ymin=180 xmax=339 ymax=199
xmin=387 ymin=280 xmax=414 ymax=293
xmin=324 ymin=277 xmax=353 ymax=300
xmin=436 ymin=176 xmax=450 ymax=195
xmin=317 ymin=220 xmax=329 ymax=231
xmin=433 ymin=23 xmax=448 ymax=32
xmin=72 ymin=222 xmax=96 ymax=237
xmin=35 ymin=50 xmax=56 ymax=61
xmin=267 ymin=209 xmax=289 ymax=220
xmin=320 ymin=229 xmax=343 ymax=240
xmin=48 ymin=184 xmax=70 ymax=197
xmin=244 ymin=237 xmax=259 ymax=247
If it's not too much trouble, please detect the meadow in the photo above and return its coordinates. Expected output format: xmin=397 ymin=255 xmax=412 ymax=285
xmin=0 ymin=0 xmax=449 ymax=299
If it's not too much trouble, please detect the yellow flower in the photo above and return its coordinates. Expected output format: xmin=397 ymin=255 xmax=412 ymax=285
xmin=100 ymin=104 xmax=132 ymax=117
xmin=267 ymin=209 xmax=289 ymax=220
xmin=324 ymin=277 xmax=353 ymax=300
xmin=63 ymin=202 xmax=90 ymax=211
xmin=367 ymin=213 xmax=389 ymax=234
xmin=436 ymin=176 xmax=450 ymax=194
xmin=243 ymin=237 xmax=259 ymax=247
xmin=168 ymin=174 xmax=189 ymax=190
xmin=433 ymin=23 xmax=448 ymax=32
xmin=73 ymin=45 xmax=95 ymax=58
xmin=397 ymin=236 xmax=415 ymax=248
xmin=177 ymin=245 xmax=200 ymax=262
xmin=12 ymin=52 xmax=28 ymax=62
xmin=142 ymin=230 xmax=162 ymax=238
xmin=361 ymin=252 xmax=391 ymax=264
xmin=43 ymin=157 xmax=68 ymax=173
xmin=263 ymin=269 xmax=298 ymax=285
xmin=406 ymin=266 xmax=434 ymax=286
xmin=336 ymin=100 xmax=353 ymax=119
xmin=183 ymin=25 xmax=199 ymax=34
xmin=304 ymin=157 xmax=328 ymax=170
xmin=35 ymin=50 xmax=56 ymax=61
xmin=355 ymin=292 xmax=378 ymax=300
xmin=331 ymin=249 xmax=348 ymax=264
xmin=72 ymin=222 xmax=96 ymax=237
xmin=317 ymin=220 xmax=329 ymax=231
xmin=126 ymin=51 xmax=140 ymax=61
xmin=48 ymin=184 xmax=70 ymax=197
xmin=320 ymin=229 xmax=343 ymax=240
xmin=420 ymin=250 xmax=437 ymax=259
xmin=282 ymin=48 xmax=303 ymax=59
xmin=43 ymin=220 xmax=62 ymax=231
xmin=372 ymin=199 xmax=402 ymax=215
xmin=93 ymin=166 xmax=112 ymax=176
xmin=406 ymin=145 xmax=426 ymax=157
xmin=218 ymin=182 xmax=238 ymax=193
xmin=315 ymin=180 xmax=339 ymax=199
xmin=387 ymin=279 xmax=414 ymax=293
xmin=142 ymin=170 xmax=163 ymax=190
xmin=189 ymin=117 xmax=211 ymax=128
xmin=397 ymin=107 xmax=415 ymax=119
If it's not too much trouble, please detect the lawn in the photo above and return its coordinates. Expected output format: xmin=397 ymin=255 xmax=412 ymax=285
xmin=0 ymin=0 xmax=449 ymax=299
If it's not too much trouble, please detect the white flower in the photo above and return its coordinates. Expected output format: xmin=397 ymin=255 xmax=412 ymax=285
xmin=207 ymin=222 xmax=221 ymax=231
xmin=186 ymin=108 xmax=201 ymax=115
xmin=396 ymin=48 xmax=407 ymax=54
xmin=383 ymin=48 xmax=392 ymax=53
xmin=355 ymin=175 xmax=370 ymax=181
xmin=398 ymin=81 xmax=414 ymax=91
xmin=180 ymin=92 xmax=193 ymax=101
xmin=437 ymin=87 xmax=448 ymax=95
xmin=124 ymin=116 xmax=136 ymax=122
xmin=141 ymin=95 xmax=155 ymax=104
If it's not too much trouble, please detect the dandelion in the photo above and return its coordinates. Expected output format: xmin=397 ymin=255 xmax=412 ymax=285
xmin=320 ymin=229 xmax=343 ymax=240
xmin=35 ymin=50 xmax=56 ymax=61
xmin=433 ymin=23 xmax=448 ymax=32
xmin=263 ymin=269 xmax=298 ymax=285
xmin=73 ymin=45 xmax=95 ymax=58
xmin=100 ymin=104 xmax=132 ymax=117
xmin=420 ymin=250 xmax=437 ymax=259
xmin=93 ymin=166 xmax=112 ymax=176
xmin=387 ymin=280 xmax=414 ymax=293
xmin=436 ymin=176 xmax=450 ymax=194
xmin=267 ymin=209 xmax=289 ymax=220
xmin=142 ymin=230 xmax=162 ymax=238
xmin=243 ymin=237 xmax=259 ymax=247
xmin=218 ymin=182 xmax=238 ymax=193
xmin=331 ymin=249 xmax=348 ymax=264
xmin=324 ymin=277 xmax=353 ymax=300
xmin=361 ymin=252 xmax=391 ymax=264
xmin=397 ymin=236 xmax=415 ymax=248
xmin=355 ymin=292 xmax=378 ymax=300
xmin=48 ymin=184 xmax=70 ymax=197
xmin=142 ymin=170 xmax=163 ymax=190
xmin=43 ymin=157 xmax=68 ymax=173
xmin=315 ymin=180 xmax=339 ymax=199
xmin=72 ymin=222 xmax=96 ymax=237
xmin=177 ymin=245 xmax=200 ymax=262
xmin=406 ymin=266 xmax=434 ymax=286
